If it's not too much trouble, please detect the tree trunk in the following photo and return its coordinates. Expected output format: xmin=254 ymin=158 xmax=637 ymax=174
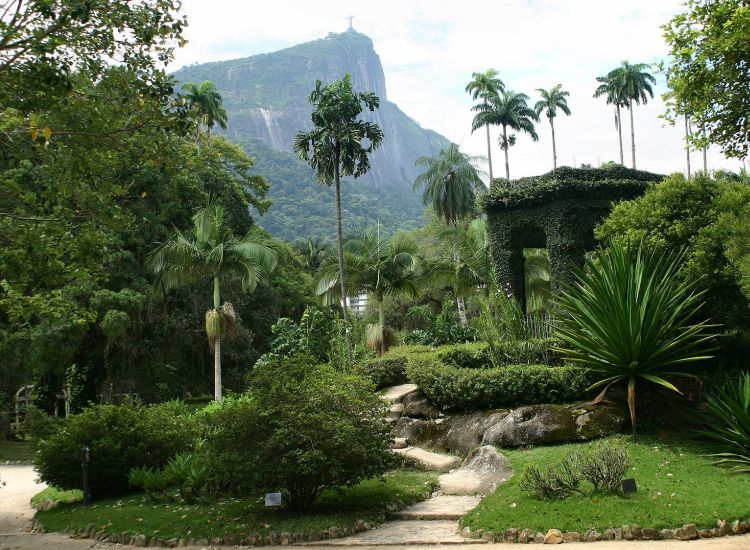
xmin=214 ymin=336 xmax=222 ymax=401
xmin=629 ymin=99 xmax=636 ymax=169
xmin=334 ymin=147 xmax=353 ymax=365
xmin=550 ymin=116 xmax=557 ymax=171
xmin=616 ymin=105 xmax=624 ymax=165
xmin=703 ymin=146 xmax=708 ymax=175
xmin=485 ymin=124 xmax=493 ymax=186
xmin=377 ymin=299 xmax=386 ymax=356
xmin=685 ymin=114 xmax=691 ymax=179
xmin=212 ymin=276 xmax=222 ymax=401
xmin=457 ymin=295 xmax=468 ymax=328
xmin=503 ymin=125 xmax=510 ymax=180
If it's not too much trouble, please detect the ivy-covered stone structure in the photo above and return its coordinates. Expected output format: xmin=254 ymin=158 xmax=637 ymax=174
xmin=481 ymin=166 xmax=664 ymax=310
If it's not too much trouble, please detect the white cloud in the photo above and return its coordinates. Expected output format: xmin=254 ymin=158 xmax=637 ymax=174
xmin=172 ymin=0 xmax=742 ymax=179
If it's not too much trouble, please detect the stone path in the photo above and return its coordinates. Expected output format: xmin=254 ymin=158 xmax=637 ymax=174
xmin=391 ymin=496 xmax=482 ymax=521
xmin=393 ymin=447 xmax=461 ymax=473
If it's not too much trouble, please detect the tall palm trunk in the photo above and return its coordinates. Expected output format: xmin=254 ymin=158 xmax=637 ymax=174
xmin=485 ymin=124 xmax=493 ymax=186
xmin=212 ymin=276 xmax=222 ymax=401
xmin=453 ymin=252 xmax=468 ymax=327
xmin=703 ymin=146 xmax=708 ymax=175
xmin=377 ymin=299 xmax=387 ymax=356
xmin=685 ymin=115 xmax=691 ymax=179
xmin=549 ymin=116 xmax=557 ymax=170
xmin=616 ymin=105 xmax=624 ymax=165
xmin=334 ymin=146 xmax=353 ymax=365
xmin=628 ymin=99 xmax=636 ymax=169
xmin=502 ymin=125 xmax=510 ymax=180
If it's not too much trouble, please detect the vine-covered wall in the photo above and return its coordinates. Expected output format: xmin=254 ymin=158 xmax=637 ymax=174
xmin=481 ymin=166 xmax=664 ymax=310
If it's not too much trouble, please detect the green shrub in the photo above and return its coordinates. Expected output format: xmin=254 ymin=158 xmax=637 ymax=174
xmin=34 ymin=401 xmax=196 ymax=498
xmin=200 ymin=355 xmax=395 ymax=509
xmin=436 ymin=340 xmax=561 ymax=369
xmin=406 ymin=357 xmax=594 ymax=412
xmin=698 ymin=371 xmax=750 ymax=473
xmin=354 ymin=345 xmax=435 ymax=389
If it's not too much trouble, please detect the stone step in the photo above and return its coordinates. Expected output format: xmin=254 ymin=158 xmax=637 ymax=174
xmin=392 ymin=437 xmax=408 ymax=449
xmin=389 ymin=403 xmax=404 ymax=414
xmin=381 ymin=384 xmax=418 ymax=404
xmin=304 ymin=520 xmax=487 ymax=546
xmin=389 ymin=495 xmax=482 ymax=520
xmin=393 ymin=446 xmax=461 ymax=473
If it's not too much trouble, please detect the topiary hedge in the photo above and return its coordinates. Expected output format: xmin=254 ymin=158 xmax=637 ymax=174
xmin=406 ymin=357 xmax=595 ymax=412
xmin=436 ymin=340 xmax=562 ymax=369
xmin=354 ymin=345 xmax=436 ymax=389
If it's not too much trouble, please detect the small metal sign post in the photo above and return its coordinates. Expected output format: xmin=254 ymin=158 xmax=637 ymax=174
xmin=264 ymin=492 xmax=282 ymax=507
xmin=81 ymin=446 xmax=91 ymax=506
xmin=621 ymin=478 xmax=637 ymax=495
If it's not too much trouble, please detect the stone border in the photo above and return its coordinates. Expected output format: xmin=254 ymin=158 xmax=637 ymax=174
xmin=30 ymin=491 xmax=434 ymax=548
xmin=459 ymin=519 xmax=749 ymax=543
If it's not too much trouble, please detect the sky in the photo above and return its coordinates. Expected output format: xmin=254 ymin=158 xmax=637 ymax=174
xmin=171 ymin=0 xmax=743 ymax=181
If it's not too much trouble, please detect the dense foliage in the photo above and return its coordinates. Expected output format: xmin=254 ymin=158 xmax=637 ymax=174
xmin=663 ymin=0 xmax=750 ymax=158
xmin=555 ymin=241 xmax=714 ymax=438
xmin=597 ymin=174 xmax=750 ymax=332
xmin=201 ymin=356 xmax=395 ymax=509
xmin=35 ymin=402 xmax=196 ymax=497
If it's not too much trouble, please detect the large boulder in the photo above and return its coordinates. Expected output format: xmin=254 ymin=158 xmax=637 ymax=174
xmin=482 ymin=405 xmax=578 ymax=447
xmin=574 ymin=405 xmax=627 ymax=440
xmin=401 ymin=391 xmax=441 ymax=419
xmin=439 ymin=411 xmax=508 ymax=455
xmin=439 ymin=445 xmax=513 ymax=495
xmin=392 ymin=417 xmax=446 ymax=448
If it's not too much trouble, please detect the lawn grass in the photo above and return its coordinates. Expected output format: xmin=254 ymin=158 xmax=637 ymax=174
xmin=35 ymin=469 xmax=437 ymax=541
xmin=463 ymin=436 xmax=750 ymax=533
xmin=31 ymin=487 xmax=83 ymax=508
xmin=0 ymin=438 xmax=34 ymax=462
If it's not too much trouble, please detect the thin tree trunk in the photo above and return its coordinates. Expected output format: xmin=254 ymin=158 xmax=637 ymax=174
xmin=685 ymin=114 xmax=691 ymax=179
xmin=457 ymin=296 xmax=468 ymax=328
xmin=703 ymin=146 xmax=708 ymax=175
xmin=214 ymin=337 xmax=222 ymax=401
xmin=550 ymin=116 xmax=557 ymax=171
xmin=616 ymin=105 xmax=624 ymax=165
xmin=503 ymin=125 xmax=510 ymax=180
xmin=629 ymin=99 xmax=636 ymax=169
xmin=378 ymin=299 xmax=386 ymax=356
xmin=212 ymin=275 xmax=222 ymax=401
xmin=334 ymin=147 xmax=353 ymax=366
xmin=485 ymin=124 xmax=493 ymax=186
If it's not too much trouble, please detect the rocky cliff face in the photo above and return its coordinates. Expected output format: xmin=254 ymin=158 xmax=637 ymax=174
xmin=172 ymin=31 xmax=449 ymax=240
xmin=173 ymin=30 xmax=447 ymax=191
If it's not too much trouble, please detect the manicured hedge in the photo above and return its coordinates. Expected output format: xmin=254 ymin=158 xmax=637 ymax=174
xmin=406 ymin=357 xmax=595 ymax=412
xmin=354 ymin=345 xmax=436 ymax=389
xmin=436 ymin=340 xmax=562 ymax=369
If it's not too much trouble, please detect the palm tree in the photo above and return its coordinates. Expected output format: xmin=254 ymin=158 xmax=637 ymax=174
xmin=471 ymin=90 xmax=539 ymax=180
xmin=523 ymin=248 xmax=551 ymax=314
xmin=534 ymin=85 xmax=571 ymax=171
xmin=414 ymin=143 xmax=485 ymax=225
xmin=436 ymin=218 xmax=493 ymax=325
xmin=608 ymin=61 xmax=656 ymax=169
xmin=148 ymin=197 xmax=277 ymax=401
xmin=181 ymin=81 xmax=228 ymax=145
xmin=594 ymin=75 xmax=628 ymax=165
xmin=466 ymin=69 xmax=504 ymax=185
xmin=297 ymin=237 xmax=330 ymax=274
xmin=315 ymin=225 xmax=422 ymax=355
xmin=294 ymin=75 xmax=384 ymax=358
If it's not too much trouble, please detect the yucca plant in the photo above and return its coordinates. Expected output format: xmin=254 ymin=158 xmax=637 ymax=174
xmin=555 ymin=241 xmax=715 ymax=439
xmin=698 ymin=372 xmax=750 ymax=473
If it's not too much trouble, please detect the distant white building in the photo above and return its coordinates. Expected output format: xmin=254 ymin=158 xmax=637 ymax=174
xmin=346 ymin=293 xmax=368 ymax=315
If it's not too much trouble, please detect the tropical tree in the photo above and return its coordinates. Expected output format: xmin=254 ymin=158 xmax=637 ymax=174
xmin=466 ymin=69 xmax=505 ymax=184
xmin=607 ymin=61 xmax=656 ymax=169
xmin=181 ymin=81 xmax=228 ymax=144
xmin=524 ymin=248 xmax=552 ymax=314
xmin=414 ymin=143 xmax=485 ymax=225
xmin=534 ymin=85 xmax=571 ymax=171
xmin=471 ymin=90 xmax=539 ymax=180
xmin=148 ymin=198 xmax=277 ymax=401
xmin=594 ymin=75 xmax=628 ymax=165
xmin=436 ymin=218 xmax=493 ymax=326
xmin=293 ymin=74 xmax=384 ymax=351
xmin=315 ymin=226 xmax=422 ymax=355
xmin=297 ymin=237 xmax=331 ymax=274
xmin=555 ymin=241 xmax=714 ymax=439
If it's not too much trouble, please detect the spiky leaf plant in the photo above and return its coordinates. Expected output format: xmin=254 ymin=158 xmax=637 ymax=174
xmin=555 ymin=241 xmax=714 ymax=439
xmin=698 ymin=372 xmax=750 ymax=473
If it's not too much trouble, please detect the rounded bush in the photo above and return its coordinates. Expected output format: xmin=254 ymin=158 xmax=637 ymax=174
xmin=199 ymin=355 xmax=396 ymax=509
xmin=34 ymin=401 xmax=196 ymax=497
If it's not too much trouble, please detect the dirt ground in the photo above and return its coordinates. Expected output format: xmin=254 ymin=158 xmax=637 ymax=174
xmin=1 ymin=465 xmax=750 ymax=550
